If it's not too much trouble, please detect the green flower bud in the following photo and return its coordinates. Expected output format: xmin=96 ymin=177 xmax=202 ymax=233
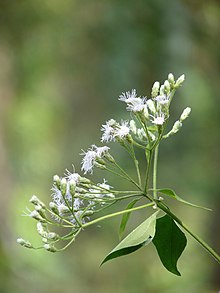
xmin=168 ymin=73 xmax=175 ymax=85
xmin=49 ymin=202 xmax=59 ymax=214
xmin=44 ymin=244 xmax=57 ymax=253
xmin=151 ymin=81 xmax=160 ymax=98
xmin=180 ymin=107 xmax=191 ymax=122
xmin=29 ymin=195 xmax=45 ymax=208
xmin=53 ymin=175 xmax=61 ymax=189
xmin=61 ymin=178 xmax=67 ymax=196
xmin=175 ymin=74 xmax=185 ymax=87
xmin=69 ymin=179 xmax=76 ymax=196
xmin=146 ymin=99 xmax=156 ymax=114
xmin=17 ymin=238 xmax=33 ymax=248
xmin=30 ymin=210 xmax=46 ymax=222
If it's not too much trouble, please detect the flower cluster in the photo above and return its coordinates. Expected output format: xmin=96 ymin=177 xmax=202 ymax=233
xmin=17 ymin=72 xmax=191 ymax=253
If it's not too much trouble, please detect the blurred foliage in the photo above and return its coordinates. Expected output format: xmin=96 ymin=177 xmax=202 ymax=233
xmin=0 ymin=0 xmax=220 ymax=292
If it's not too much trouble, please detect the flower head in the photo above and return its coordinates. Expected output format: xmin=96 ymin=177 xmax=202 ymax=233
xmin=151 ymin=112 xmax=165 ymax=125
xmin=119 ymin=90 xmax=147 ymax=113
xmin=155 ymin=95 xmax=170 ymax=105
xmin=81 ymin=145 xmax=110 ymax=174
xmin=114 ymin=121 xmax=130 ymax=139
xmin=101 ymin=119 xmax=117 ymax=142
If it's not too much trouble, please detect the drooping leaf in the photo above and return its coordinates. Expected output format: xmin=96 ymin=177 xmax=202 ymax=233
xmin=119 ymin=198 xmax=140 ymax=239
xmin=101 ymin=211 xmax=158 ymax=265
xmin=153 ymin=215 xmax=187 ymax=276
xmin=157 ymin=188 xmax=211 ymax=211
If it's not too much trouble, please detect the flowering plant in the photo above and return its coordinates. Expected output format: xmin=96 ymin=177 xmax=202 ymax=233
xmin=17 ymin=73 xmax=220 ymax=276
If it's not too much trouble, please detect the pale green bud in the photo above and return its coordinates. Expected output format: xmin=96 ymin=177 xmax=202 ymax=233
xmin=146 ymin=99 xmax=156 ymax=114
xmin=79 ymin=177 xmax=91 ymax=184
xmin=168 ymin=73 xmax=175 ymax=85
xmin=44 ymin=244 xmax=57 ymax=253
xmin=172 ymin=120 xmax=182 ymax=133
xmin=61 ymin=178 xmax=67 ymax=196
xmin=160 ymin=85 xmax=165 ymax=95
xmin=130 ymin=120 xmax=137 ymax=134
xmin=47 ymin=232 xmax=59 ymax=240
xmin=151 ymin=81 xmax=160 ymax=98
xmin=69 ymin=179 xmax=76 ymax=196
xmin=175 ymin=74 xmax=185 ymax=87
xmin=126 ymin=134 xmax=133 ymax=144
xmin=49 ymin=202 xmax=59 ymax=214
xmin=37 ymin=222 xmax=47 ymax=237
xmin=103 ymin=153 xmax=115 ymax=163
xmin=53 ymin=175 xmax=61 ymax=189
xmin=180 ymin=107 xmax=191 ymax=122
xmin=164 ymin=80 xmax=170 ymax=94
xmin=30 ymin=210 xmax=46 ymax=222
xmin=29 ymin=195 xmax=45 ymax=208
xmin=17 ymin=238 xmax=33 ymax=248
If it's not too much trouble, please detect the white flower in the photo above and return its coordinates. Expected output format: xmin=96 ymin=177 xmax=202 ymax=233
xmin=81 ymin=145 xmax=110 ymax=174
xmin=81 ymin=149 xmax=97 ymax=174
xmin=155 ymin=95 xmax=170 ymax=105
xmin=101 ymin=119 xmax=117 ymax=142
xmin=119 ymin=89 xmax=146 ymax=112
xmin=94 ymin=145 xmax=110 ymax=157
xmin=65 ymin=170 xmax=81 ymax=184
xmin=151 ymin=112 xmax=165 ymax=125
xmin=114 ymin=121 xmax=130 ymax=139
xmin=119 ymin=89 xmax=137 ymax=101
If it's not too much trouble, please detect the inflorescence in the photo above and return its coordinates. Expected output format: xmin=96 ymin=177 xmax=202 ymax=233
xmin=17 ymin=73 xmax=190 ymax=252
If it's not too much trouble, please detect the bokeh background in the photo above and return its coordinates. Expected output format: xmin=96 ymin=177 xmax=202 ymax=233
xmin=0 ymin=1 xmax=220 ymax=292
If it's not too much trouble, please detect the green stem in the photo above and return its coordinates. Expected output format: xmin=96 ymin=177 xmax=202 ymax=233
xmin=144 ymin=149 xmax=152 ymax=193
xmin=82 ymin=202 xmax=154 ymax=228
xmin=153 ymin=144 xmax=159 ymax=199
xmin=157 ymin=202 xmax=220 ymax=264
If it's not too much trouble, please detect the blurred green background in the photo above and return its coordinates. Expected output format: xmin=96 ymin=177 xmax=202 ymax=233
xmin=0 ymin=1 xmax=220 ymax=292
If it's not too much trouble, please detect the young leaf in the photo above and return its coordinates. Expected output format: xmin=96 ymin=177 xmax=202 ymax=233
xmin=157 ymin=188 xmax=211 ymax=211
xmin=119 ymin=198 xmax=140 ymax=239
xmin=101 ymin=211 xmax=158 ymax=266
xmin=153 ymin=215 xmax=187 ymax=276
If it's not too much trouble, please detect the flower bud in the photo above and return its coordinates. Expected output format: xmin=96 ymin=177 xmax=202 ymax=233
xmin=36 ymin=222 xmax=48 ymax=237
xmin=61 ymin=178 xmax=67 ymax=196
xmin=160 ymin=85 xmax=165 ymax=95
xmin=53 ymin=175 xmax=61 ymax=189
xmin=30 ymin=210 xmax=46 ymax=222
xmin=172 ymin=120 xmax=182 ymax=133
xmin=146 ymin=99 xmax=156 ymax=114
xmin=130 ymin=120 xmax=137 ymax=134
xmin=151 ymin=81 xmax=160 ymax=98
xmin=126 ymin=134 xmax=133 ymax=144
xmin=168 ymin=73 xmax=175 ymax=85
xmin=17 ymin=238 xmax=33 ymax=248
xmin=180 ymin=107 xmax=191 ymax=122
xmin=47 ymin=232 xmax=59 ymax=240
xmin=175 ymin=74 xmax=185 ymax=87
xmin=29 ymin=195 xmax=45 ymax=208
xmin=44 ymin=244 xmax=57 ymax=253
xmin=79 ymin=177 xmax=91 ymax=184
xmin=49 ymin=202 xmax=59 ymax=214
xmin=69 ymin=179 xmax=76 ymax=196
xmin=164 ymin=80 xmax=170 ymax=93
xmin=104 ymin=153 xmax=115 ymax=163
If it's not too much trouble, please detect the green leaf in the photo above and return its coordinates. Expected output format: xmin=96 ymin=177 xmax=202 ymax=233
xmin=101 ymin=211 xmax=158 ymax=266
xmin=119 ymin=198 xmax=140 ymax=239
xmin=153 ymin=215 xmax=187 ymax=276
xmin=157 ymin=188 xmax=211 ymax=211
